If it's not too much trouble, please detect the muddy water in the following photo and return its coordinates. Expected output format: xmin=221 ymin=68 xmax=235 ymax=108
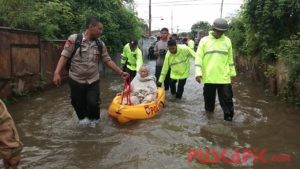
xmin=2 ymin=60 xmax=299 ymax=169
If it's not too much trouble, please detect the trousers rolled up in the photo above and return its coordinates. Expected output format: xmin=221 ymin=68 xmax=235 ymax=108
xmin=170 ymin=78 xmax=187 ymax=99
xmin=203 ymin=84 xmax=234 ymax=120
xmin=69 ymin=78 xmax=100 ymax=120
xmin=155 ymin=66 xmax=170 ymax=90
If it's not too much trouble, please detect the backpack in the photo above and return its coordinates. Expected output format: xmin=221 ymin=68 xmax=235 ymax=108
xmin=65 ymin=33 xmax=103 ymax=71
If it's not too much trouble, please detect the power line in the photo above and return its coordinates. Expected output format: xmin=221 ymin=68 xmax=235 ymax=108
xmin=138 ymin=0 xmax=243 ymax=5
xmin=151 ymin=0 xmax=210 ymax=4
xmin=139 ymin=0 xmax=215 ymax=5
xmin=138 ymin=3 xmax=242 ymax=7
xmin=149 ymin=0 xmax=151 ymax=36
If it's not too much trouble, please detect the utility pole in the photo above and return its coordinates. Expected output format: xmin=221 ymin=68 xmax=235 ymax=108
xmin=149 ymin=0 xmax=152 ymax=36
xmin=171 ymin=9 xmax=173 ymax=34
xmin=220 ymin=0 xmax=224 ymax=18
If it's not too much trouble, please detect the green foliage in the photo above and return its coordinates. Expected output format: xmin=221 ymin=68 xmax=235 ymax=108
xmin=229 ymin=0 xmax=300 ymax=63
xmin=243 ymin=0 xmax=299 ymax=60
xmin=191 ymin=21 xmax=211 ymax=37
xmin=0 ymin=0 xmax=75 ymax=39
xmin=264 ymin=65 xmax=277 ymax=78
xmin=278 ymin=33 xmax=300 ymax=96
xmin=0 ymin=0 xmax=34 ymax=28
xmin=227 ymin=0 xmax=300 ymax=99
xmin=178 ymin=32 xmax=189 ymax=37
xmin=34 ymin=0 xmax=75 ymax=39
xmin=0 ymin=0 xmax=144 ymax=55
xmin=227 ymin=14 xmax=247 ymax=56
xmin=278 ymin=33 xmax=300 ymax=76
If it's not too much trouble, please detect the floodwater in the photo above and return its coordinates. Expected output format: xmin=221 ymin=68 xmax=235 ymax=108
xmin=2 ymin=60 xmax=299 ymax=169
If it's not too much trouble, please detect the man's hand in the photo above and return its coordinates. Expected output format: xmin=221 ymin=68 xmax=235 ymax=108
xmin=53 ymin=72 xmax=62 ymax=87
xmin=157 ymin=82 xmax=162 ymax=87
xmin=195 ymin=76 xmax=202 ymax=83
xmin=3 ymin=154 xmax=21 ymax=169
xmin=120 ymin=71 xmax=130 ymax=80
xmin=52 ymin=56 xmax=68 ymax=87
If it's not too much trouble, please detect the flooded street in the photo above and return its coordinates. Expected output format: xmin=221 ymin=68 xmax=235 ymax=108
xmin=2 ymin=60 xmax=300 ymax=169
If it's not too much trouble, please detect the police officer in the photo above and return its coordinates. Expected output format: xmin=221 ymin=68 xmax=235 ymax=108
xmin=154 ymin=28 xmax=171 ymax=90
xmin=53 ymin=16 xmax=129 ymax=126
xmin=187 ymin=35 xmax=195 ymax=51
xmin=195 ymin=18 xmax=237 ymax=121
xmin=0 ymin=99 xmax=22 ymax=169
xmin=157 ymin=39 xmax=196 ymax=99
xmin=121 ymin=40 xmax=143 ymax=80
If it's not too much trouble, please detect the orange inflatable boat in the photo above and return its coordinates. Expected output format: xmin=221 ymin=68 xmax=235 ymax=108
xmin=108 ymin=87 xmax=165 ymax=123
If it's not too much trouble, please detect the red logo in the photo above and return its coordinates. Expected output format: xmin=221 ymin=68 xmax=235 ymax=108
xmin=188 ymin=148 xmax=291 ymax=164
xmin=144 ymin=105 xmax=159 ymax=115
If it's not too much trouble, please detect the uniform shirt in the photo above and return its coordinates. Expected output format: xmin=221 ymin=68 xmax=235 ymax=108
xmin=159 ymin=45 xmax=196 ymax=82
xmin=61 ymin=33 xmax=111 ymax=84
xmin=195 ymin=31 xmax=237 ymax=84
xmin=154 ymin=40 xmax=168 ymax=66
xmin=0 ymin=99 xmax=23 ymax=159
xmin=187 ymin=39 xmax=195 ymax=51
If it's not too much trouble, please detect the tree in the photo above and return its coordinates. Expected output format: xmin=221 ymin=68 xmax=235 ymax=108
xmin=66 ymin=0 xmax=143 ymax=54
xmin=243 ymin=0 xmax=299 ymax=60
xmin=0 ymin=0 xmax=144 ymax=55
xmin=191 ymin=21 xmax=211 ymax=38
xmin=0 ymin=0 xmax=76 ymax=39
xmin=227 ymin=13 xmax=247 ymax=56
xmin=227 ymin=0 xmax=300 ymax=99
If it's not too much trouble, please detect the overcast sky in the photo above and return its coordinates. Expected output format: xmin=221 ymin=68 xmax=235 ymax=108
xmin=134 ymin=0 xmax=244 ymax=33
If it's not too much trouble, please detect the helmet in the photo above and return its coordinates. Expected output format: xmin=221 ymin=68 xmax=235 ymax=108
xmin=212 ymin=18 xmax=229 ymax=32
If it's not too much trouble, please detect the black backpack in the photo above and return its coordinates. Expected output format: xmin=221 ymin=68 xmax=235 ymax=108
xmin=65 ymin=34 xmax=103 ymax=71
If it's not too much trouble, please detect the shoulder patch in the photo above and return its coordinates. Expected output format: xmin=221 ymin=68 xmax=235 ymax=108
xmin=65 ymin=40 xmax=73 ymax=48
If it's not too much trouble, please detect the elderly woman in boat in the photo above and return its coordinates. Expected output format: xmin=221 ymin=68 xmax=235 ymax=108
xmin=119 ymin=66 xmax=157 ymax=105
